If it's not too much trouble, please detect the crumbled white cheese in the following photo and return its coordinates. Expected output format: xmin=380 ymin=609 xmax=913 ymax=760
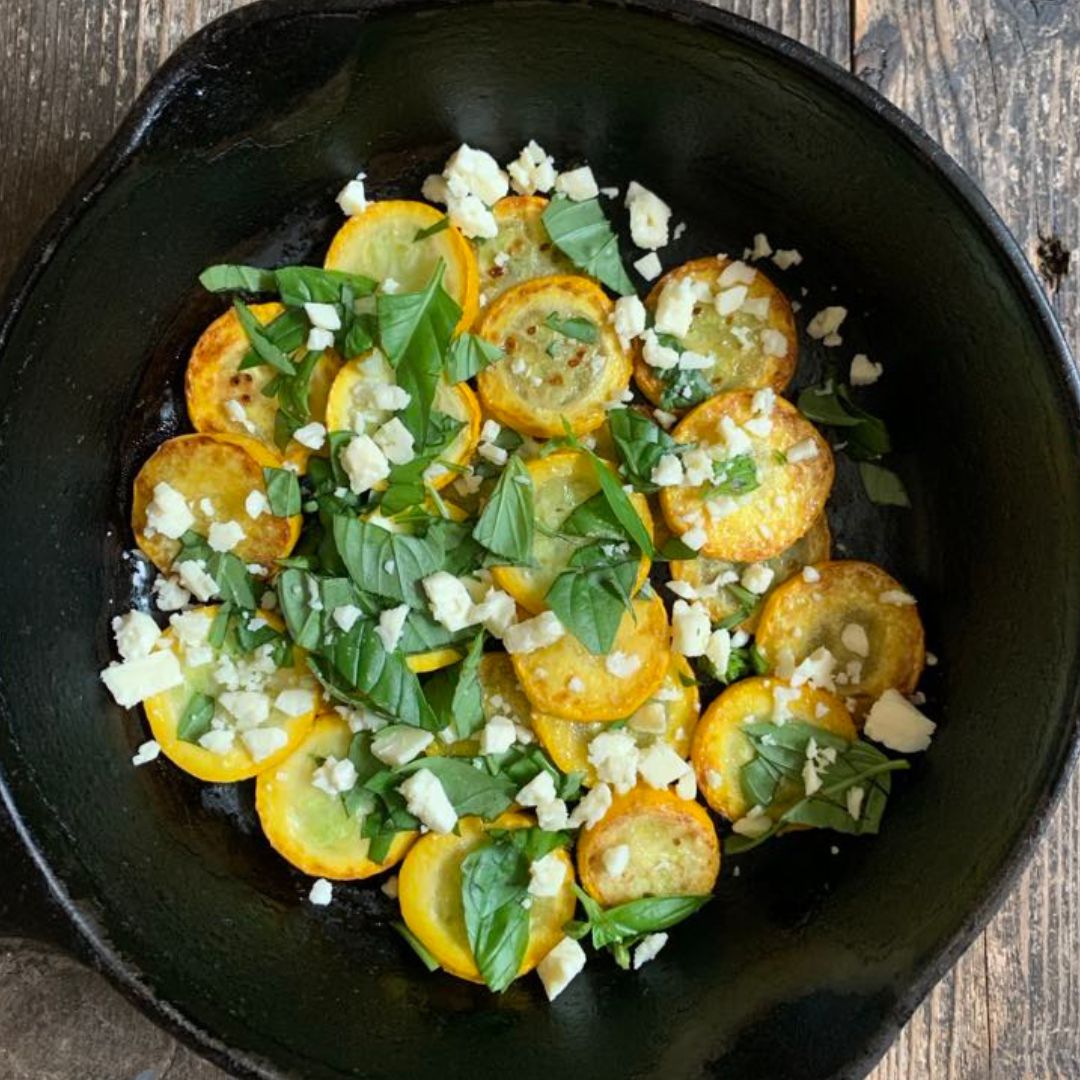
xmin=444 ymin=143 xmax=509 ymax=205
xmin=336 ymin=172 xmax=367 ymax=216
xmin=503 ymin=611 xmax=564 ymax=655
xmin=242 ymin=489 xmax=268 ymax=520
xmin=605 ymin=651 xmax=642 ymax=679
xmin=528 ymin=852 xmax=567 ymax=898
xmin=840 ymin=622 xmax=870 ymax=658
xmin=448 ymin=191 xmax=498 ymax=239
xmin=304 ymin=302 xmax=341 ymax=332
xmin=632 ymin=932 xmax=669 ymax=970
xmin=771 ymin=248 xmax=803 ymax=270
xmin=479 ymin=714 xmax=517 ymax=755
xmin=422 ymin=572 xmax=476 ymax=633
xmin=381 ymin=875 xmax=399 ymax=899
xmin=633 ymin=251 xmax=663 ymax=281
xmin=847 ymin=785 xmax=866 ymax=821
xmin=625 ymin=181 xmax=671 ymax=249
xmin=131 ymin=739 xmax=161 ymax=767
xmin=648 ymin=453 xmax=684 ymax=489
xmin=399 ymin=768 xmax=458 ymax=834
xmin=568 ymin=782 xmax=612 ymax=830
xmin=145 ymin=482 xmax=194 ymax=540
xmin=681 ymin=526 xmax=708 ymax=551
xmin=717 ymin=260 xmax=756 ymax=288
xmin=638 ymin=743 xmax=691 ymax=789
xmin=536 ymin=798 xmax=570 ymax=831
xmin=372 ymin=726 xmax=434 ymax=767
xmin=375 ymin=603 xmax=409 ymax=653
xmin=742 ymin=296 xmax=771 ymax=320
xmin=786 ymin=438 xmax=819 ymax=463
xmin=802 ymin=565 xmax=821 ymax=583
xmin=479 ymin=418 xmax=501 ymax=444
xmin=469 ymin=587 xmax=517 ymax=637
xmin=864 ymin=689 xmax=936 ymax=752
xmin=274 ymin=688 xmax=316 ymax=718
xmin=507 ymin=140 xmax=557 ymax=195
xmin=628 ymin=702 xmax=667 ymax=736
xmin=152 ymin=573 xmax=191 ymax=611
xmin=516 ymin=770 xmax=558 ymax=808
xmin=242 ymin=725 xmax=288 ymax=762
xmin=342 ymin=434 xmax=391 ymax=494
xmin=373 ymin=417 xmax=415 ymax=466
xmin=716 ymin=285 xmax=748 ymax=317
xmin=208 ymin=520 xmax=245 ymax=553
xmin=740 ymin=563 xmax=775 ymax=595
xmin=370 ymin=383 xmax=411 ymax=412
xmin=292 ymin=421 xmax=327 ymax=451
xmin=879 ymin=590 xmax=917 ymax=606
xmin=198 ymin=728 xmax=235 ymax=755
xmin=748 ymin=233 xmax=773 ymax=260
xmin=100 ymin=650 xmax=183 ymax=708
xmin=588 ymin=730 xmax=640 ymax=794
xmin=309 ymin=878 xmax=333 ymax=906
xmin=111 ymin=610 xmax=161 ymax=661
xmin=704 ymin=627 xmax=732 ymax=675
xmin=760 ymin=328 xmax=789 ymax=357
xmin=641 ymin=329 xmax=680 ymax=370
xmin=790 ymin=646 xmax=838 ymax=692
xmin=731 ymin=808 xmax=772 ymax=837
xmin=807 ymin=306 xmax=847 ymax=340
xmin=671 ymin=599 xmax=711 ymax=657
xmin=612 ymin=294 xmax=647 ymax=346
xmin=312 ymin=754 xmax=358 ymax=796
xmin=220 ymin=690 xmax=271 ymax=729
xmin=307 ymin=327 xmax=335 ymax=352
xmin=537 ymin=937 xmax=586 ymax=1001
xmin=477 ymin=441 xmax=508 ymax=466
xmin=653 ymin=277 xmax=698 ymax=338
xmin=332 ymin=604 xmax=363 ymax=633
xmin=850 ymin=354 xmax=883 ymax=386
xmin=602 ymin=843 xmax=631 ymax=876
xmin=554 ymin=165 xmax=599 ymax=202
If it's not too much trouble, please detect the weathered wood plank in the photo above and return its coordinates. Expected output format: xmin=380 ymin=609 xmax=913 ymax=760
xmin=854 ymin=3 xmax=1080 ymax=1078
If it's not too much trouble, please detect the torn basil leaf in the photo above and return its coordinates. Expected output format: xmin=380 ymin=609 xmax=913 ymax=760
xmin=859 ymin=461 xmax=911 ymax=507
xmin=446 ymin=332 xmax=504 ymax=383
xmin=472 ymin=455 xmax=534 ymax=564
xmin=263 ymin=466 xmax=302 ymax=517
xmin=541 ymin=196 xmax=634 ymax=296
xmin=544 ymin=312 xmax=599 ymax=344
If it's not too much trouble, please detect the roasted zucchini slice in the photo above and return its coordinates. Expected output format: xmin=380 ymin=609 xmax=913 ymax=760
xmin=256 ymin=714 xmax=416 ymax=878
xmin=476 ymin=275 xmax=632 ymax=438
xmin=323 ymin=349 xmax=481 ymax=490
xmin=576 ymin=787 xmax=720 ymax=906
xmin=185 ymin=302 xmax=341 ymax=470
xmin=324 ymin=200 xmax=479 ymax=330
xmin=474 ymin=196 xmax=575 ymax=309
xmin=532 ymin=654 xmax=699 ymax=785
xmin=660 ymin=390 xmax=834 ymax=562
xmin=669 ymin=514 xmax=831 ymax=631
xmin=754 ymin=560 xmax=926 ymax=710
xmin=511 ymin=593 xmax=670 ymax=722
xmin=143 ymin=606 xmax=316 ymax=783
xmin=131 ymin=432 xmax=301 ymax=573
xmin=490 ymin=450 xmax=653 ymax=614
xmin=633 ymin=256 xmax=797 ymax=413
xmin=397 ymin=812 xmax=576 ymax=983
xmin=690 ymin=676 xmax=856 ymax=821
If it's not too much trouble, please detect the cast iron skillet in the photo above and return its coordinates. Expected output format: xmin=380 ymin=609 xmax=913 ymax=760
xmin=1 ymin=0 xmax=1078 ymax=1077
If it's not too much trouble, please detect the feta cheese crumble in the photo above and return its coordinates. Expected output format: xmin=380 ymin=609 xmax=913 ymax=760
xmin=625 ymin=181 xmax=671 ymax=250
xmin=145 ymin=482 xmax=194 ymax=540
xmin=633 ymin=251 xmax=663 ymax=281
xmin=536 ymin=937 xmax=586 ymax=1001
xmin=309 ymin=878 xmax=333 ymax=906
xmin=528 ymin=852 xmax=567 ymax=898
xmin=399 ymin=768 xmax=458 ymax=834
xmin=503 ymin=611 xmax=564 ymax=655
xmin=671 ymin=599 xmax=711 ymax=657
xmin=864 ymin=689 xmax=936 ymax=752
xmin=632 ymin=932 xmax=669 ymax=970
xmin=554 ymin=165 xmax=599 ymax=202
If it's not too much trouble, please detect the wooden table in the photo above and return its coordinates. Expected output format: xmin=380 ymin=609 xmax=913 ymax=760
xmin=1 ymin=2 xmax=1076 ymax=1076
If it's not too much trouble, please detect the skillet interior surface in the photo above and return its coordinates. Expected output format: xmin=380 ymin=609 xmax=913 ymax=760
xmin=1 ymin=1 xmax=1078 ymax=1077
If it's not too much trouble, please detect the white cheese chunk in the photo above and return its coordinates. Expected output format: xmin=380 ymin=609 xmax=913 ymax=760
xmin=469 ymin=587 xmax=517 ymax=637
xmin=605 ymin=651 xmax=642 ymax=678
xmin=336 ymin=175 xmax=367 ymax=217
xmin=633 ymin=251 xmax=663 ymax=281
xmin=731 ymin=808 xmax=772 ymax=837
xmin=536 ymin=798 xmax=569 ymax=831
xmin=588 ymin=730 xmax=640 ymax=794
xmin=671 ymin=599 xmax=711 ymax=657
xmin=507 ymin=139 xmax=557 ymax=195
xmin=625 ymin=180 xmax=671 ymax=250
xmin=375 ymin=603 xmax=409 ymax=653
xmin=790 ymin=646 xmax=837 ymax=692
xmin=293 ymin=421 xmax=327 ymax=451
xmin=131 ymin=739 xmax=161 ymax=767
xmin=602 ymin=843 xmax=631 ymax=876
xmin=145 ymin=481 xmax=194 ymax=540
xmin=516 ymin=770 xmax=557 ymax=808
xmin=477 ymin=441 xmax=508 ymax=466
xmin=304 ymin=302 xmax=341 ymax=331
xmin=653 ymin=277 xmax=698 ymax=338
xmin=311 ymin=754 xmax=358 ymax=796
xmin=536 ymin=937 xmax=586 ymax=1001
xmin=111 ymin=610 xmax=161 ymax=661
xmin=153 ymin=574 xmax=191 ymax=611
xmin=850 ymin=354 xmax=883 ymax=386
xmin=715 ymin=285 xmax=748 ymax=317
xmin=681 ymin=526 xmax=708 ymax=551
xmin=650 ymin=453 xmax=685 ymax=487
xmin=220 ymin=690 xmax=271 ymax=729
xmin=760 ymin=328 xmax=788 ymax=357
xmin=309 ymin=878 xmax=333 ymax=906
xmin=641 ymin=328 xmax=680 ymax=370
xmin=704 ymin=627 xmax=732 ymax=676
xmin=374 ymin=417 xmax=415 ymax=465
xmin=341 ymin=434 xmax=391 ymax=494
xmin=245 ymin=489 xmax=269 ymax=519
xmin=503 ymin=611 xmax=564 ymax=655
xmin=749 ymin=232 xmax=773 ymax=260
xmin=422 ymin=572 xmax=477 ymax=633
xmin=864 ymin=689 xmax=936 ymax=752
xmin=371 ymin=383 xmax=411 ymax=411
xmin=100 ymin=650 xmax=183 ymax=708
xmin=612 ymin=294 xmax=647 ymax=346
xmin=632 ymin=932 xmax=669 ymax=970
xmin=399 ymin=768 xmax=458 ymax=834
xmin=447 ymin=191 xmax=498 ymax=239
xmin=771 ymin=248 xmax=803 ymax=270
xmin=307 ymin=327 xmax=335 ymax=352
xmin=786 ymin=438 xmax=819 ymax=463
xmin=445 ymin=143 xmax=510 ymax=205
xmin=638 ymin=743 xmax=690 ymax=789
xmin=332 ymin=604 xmax=362 ymax=632
xmin=554 ymin=165 xmax=599 ymax=201
xmin=840 ymin=622 xmax=870 ymax=658
xmin=740 ymin=563 xmax=775 ymax=595
xmin=241 ymin=725 xmax=288 ymax=762
xmin=208 ymin=520 xmax=245 ymax=553
xmin=879 ymin=589 xmax=917 ymax=606
xmin=528 ymin=852 xmax=567 ymax=898
xmin=274 ymin=688 xmax=316 ymax=717
xmin=628 ymin=701 xmax=667 ymax=735
xmin=371 ymin=725 xmax=434 ymax=766
xmin=807 ymin=306 xmax=848 ymax=340
xmin=479 ymin=715 xmax=517 ymax=755
xmin=568 ymin=782 xmax=612 ymax=829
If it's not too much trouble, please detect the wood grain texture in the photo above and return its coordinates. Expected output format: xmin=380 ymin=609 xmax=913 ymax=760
xmin=0 ymin=1 xmax=1076 ymax=1077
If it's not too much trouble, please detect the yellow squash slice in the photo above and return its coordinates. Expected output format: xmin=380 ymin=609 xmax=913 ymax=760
xmin=474 ymin=196 xmax=575 ymax=308
xmin=491 ymin=450 xmax=654 ymax=614
xmin=532 ymin=654 xmax=700 ymax=784
xmin=185 ymin=302 xmax=341 ymax=470
xmin=256 ymin=714 xmax=416 ymax=878
xmin=476 ymin=275 xmax=632 ymax=438
xmin=576 ymin=787 xmax=720 ymax=906
xmin=143 ymin=606 xmax=316 ymax=783
xmin=511 ymin=593 xmax=670 ymax=722
xmin=324 ymin=200 xmax=479 ymax=331
xmin=398 ymin=812 xmax=576 ymax=983
xmin=131 ymin=432 xmax=301 ymax=573
xmin=660 ymin=391 xmax=834 ymax=562
xmin=633 ymin=256 xmax=797 ymax=412
xmin=690 ymin=676 xmax=857 ymax=821
xmin=323 ymin=349 xmax=480 ymax=491
xmin=670 ymin=514 xmax=831 ymax=631
xmin=754 ymin=560 xmax=926 ymax=710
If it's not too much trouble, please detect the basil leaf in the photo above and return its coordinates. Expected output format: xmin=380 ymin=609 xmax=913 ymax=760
xmin=343 ymin=312 xmax=376 ymax=358
xmin=658 ymin=367 xmax=712 ymax=411
xmin=393 ymin=921 xmax=441 ymax=971
xmin=207 ymin=602 xmax=233 ymax=648
xmin=233 ymin=298 xmax=296 ymax=375
xmin=859 ymin=462 xmax=911 ymax=507
xmin=414 ymin=216 xmax=450 ymax=241
xmin=238 ymin=308 xmax=308 ymax=371
xmin=656 ymin=535 xmax=697 ymax=561
xmin=797 ymin=383 xmax=890 ymax=461
xmin=395 ymin=758 xmax=516 ymax=820
xmin=396 ymin=609 xmax=473 ymax=655
xmin=546 ymin=543 xmax=638 ymax=654
xmin=541 ymin=196 xmax=634 ymax=295
xmin=488 ymin=826 xmax=573 ymax=862
xmin=544 ymin=312 xmax=598 ymax=343
xmin=561 ymin=492 xmax=631 ymax=543
xmin=176 ymin=692 xmax=215 ymax=744
xmin=607 ymin=407 xmax=683 ymax=493
xmin=582 ymin=446 xmax=654 ymax=557
xmin=263 ymin=466 xmax=301 ymax=517
xmin=705 ymin=453 xmax=759 ymax=498
xmin=472 ymin=455 xmax=535 ymax=564
xmin=199 ymin=264 xmax=277 ymax=293
xmin=423 ymin=632 xmax=487 ymax=740
xmin=211 ymin=553 xmax=258 ymax=610
xmin=277 ymin=569 xmax=376 ymax=650
xmin=333 ymin=516 xmax=446 ymax=607
xmin=592 ymin=894 xmax=711 ymax=945
xmin=483 ymin=744 xmax=582 ymax=802
xmin=446 ymin=333 xmax=504 ymax=383
xmin=460 ymin=839 xmax=531 ymax=992
xmin=274 ymin=266 xmax=376 ymax=306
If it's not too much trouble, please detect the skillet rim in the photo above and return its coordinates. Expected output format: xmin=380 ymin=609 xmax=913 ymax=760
xmin=0 ymin=1 xmax=1077 ymax=1077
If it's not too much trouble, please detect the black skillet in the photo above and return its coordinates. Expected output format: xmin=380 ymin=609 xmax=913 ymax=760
xmin=2 ymin=1 xmax=1079 ymax=1077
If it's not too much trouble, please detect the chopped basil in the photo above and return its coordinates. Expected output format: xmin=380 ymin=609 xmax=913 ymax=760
xmin=544 ymin=312 xmax=599 ymax=344
xmin=176 ymin=692 xmax=215 ymax=744
xmin=237 ymin=308 xmax=308 ymax=372
xmin=395 ymin=756 xmax=516 ymax=820
xmin=199 ymin=264 xmax=277 ymax=293
xmin=333 ymin=515 xmax=448 ymax=608
xmin=413 ymin=216 xmax=451 ymax=241
xmin=471 ymin=455 xmax=535 ymax=564
xmin=393 ymin=922 xmax=441 ymax=971
xmin=540 ymin=196 xmax=634 ymax=296
xmin=859 ymin=461 xmax=911 ymax=507
xmin=797 ymin=382 xmax=890 ymax=460
xmin=704 ymin=453 xmax=759 ymax=499
xmin=561 ymin=492 xmax=630 ymax=543
xmin=607 ymin=407 xmax=683 ymax=493
xmin=714 ymin=582 xmax=761 ymax=632
xmin=263 ymin=466 xmax=301 ymax=517
xmin=422 ymin=631 xmax=487 ymax=740
xmin=658 ymin=367 xmax=712 ymax=412
xmin=232 ymin=298 xmax=297 ymax=376
xmin=446 ymin=332 xmax=504 ymax=383
xmin=175 ymin=531 xmax=258 ymax=610
xmin=273 ymin=266 xmax=375 ymax=307
xmin=546 ymin=542 xmax=638 ymax=654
